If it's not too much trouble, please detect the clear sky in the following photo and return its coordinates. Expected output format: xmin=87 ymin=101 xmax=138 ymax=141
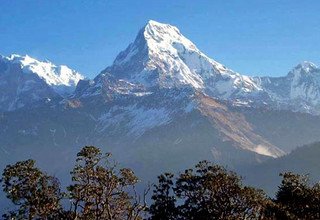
xmin=0 ymin=0 xmax=319 ymax=78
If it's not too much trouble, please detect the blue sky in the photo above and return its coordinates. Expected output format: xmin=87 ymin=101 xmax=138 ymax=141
xmin=0 ymin=0 xmax=319 ymax=78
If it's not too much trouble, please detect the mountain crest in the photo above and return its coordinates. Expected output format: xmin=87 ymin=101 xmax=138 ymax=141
xmin=1 ymin=54 xmax=84 ymax=89
xmin=143 ymin=20 xmax=198 ymax=54
xmin=78 ymin=20 xmax=320 ymax=115
xmin=101 ymin=20 xmax=259 ymax=98
xmin=297 ymin=61 xmax=317 ymax=69
xmin=294 ymin=61 xmax=318 ymax=73
xmin=0 ymin=54 xmax=84 ymax=111
xmin=286 ymin=61 xmax=319 ymax=80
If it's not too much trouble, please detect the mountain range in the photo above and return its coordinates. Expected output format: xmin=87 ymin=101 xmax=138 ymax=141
xmin=1 ymin=20 xmax=320 ymax=200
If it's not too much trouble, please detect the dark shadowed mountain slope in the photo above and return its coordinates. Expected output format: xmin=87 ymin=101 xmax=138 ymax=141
xmin=240 ymin=142 xmax=320 ymax=196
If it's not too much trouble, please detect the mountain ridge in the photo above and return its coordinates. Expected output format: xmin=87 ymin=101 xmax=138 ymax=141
xmin=0 ymin=54 xmax=84 ymax=111
xmin=2 ymin=21 xmax=320 ymax=114
xmin=75 ymin=20 xmax=320 ymax=115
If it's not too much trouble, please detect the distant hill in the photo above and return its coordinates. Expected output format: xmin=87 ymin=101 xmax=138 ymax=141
xmin=241 ymin=142 xmax=320 ymax=196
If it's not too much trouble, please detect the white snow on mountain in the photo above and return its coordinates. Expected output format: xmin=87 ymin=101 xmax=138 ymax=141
xmin=77 ymin=20 xmax=320 ymax=117
xmin=289 ymin=62 xmax=320 ymax=102
xmin=2 ymin=21 xmax=319 ymax=116
xmin=97 ymin=104 xmax=171 ymax=138
xmin=103 ymin=20 xmax=260 ymax=99
xmin=5 ymin=54 xmax=84 ymax=95
xmin=0 ymin=54 xmax=85 ymax=111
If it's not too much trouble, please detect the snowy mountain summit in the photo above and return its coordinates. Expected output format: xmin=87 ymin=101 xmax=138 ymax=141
xmin=99 ymin=20 xmax=260 ymax=97
xmin=0 ymin=54 xmax=84 ymax=111
xmin=254 ymin=61 xmax=320 ymax=114
xmin=74 ymin=20 xmax=288 ymax=158
xmin=288 ymin=62 xmax=320 ymax=107
xmin=83 ymin=20 xmax=320 ymax=115
xmin=6 ymin=54 xmax=84 ymax=94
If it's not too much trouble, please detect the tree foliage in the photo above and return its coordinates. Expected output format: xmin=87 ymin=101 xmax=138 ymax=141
xmin=1 ymin=146 xmax=148 ymax=220
xmin=2 ymin=149 xmax=320 ymax=219
xmin=149 ymin=161 xmax=270 ymax=220
xmin=1 ymin=159 xmax=63 ymax=219
xmin=67 ymin=146 xmax=148 ymax=219
xmin=273 ymin=172 xmax=320 ymax=219
xmin=149 ymin=173 xmax=177 ymax=220
xmin=149 ymin=165 xmax=320 ymax=220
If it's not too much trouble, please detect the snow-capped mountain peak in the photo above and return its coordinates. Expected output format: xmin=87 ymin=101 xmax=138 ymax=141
xmin=286 ymin=61 xmax=319 ymax=80
xmin=102 ymin=20 xmax=260 ymax=98
xmin=296 ymin=61 xmax=318 ymax=72
xmin=77 ymin=20 xmax=320 ymax=115
xmin=143 ymin=20 xmax=199 ymax=55
xmin=283 ymin=61 xmax=320 ymax=106
xmin=0 ymin=54 xmax=85 ymax=111
xmin=289 ymin=61 xmax=318 ymax=78
xmin=5 ymin=54 xmax=84 ymax=93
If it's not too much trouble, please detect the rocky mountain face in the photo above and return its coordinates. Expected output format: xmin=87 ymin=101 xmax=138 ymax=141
xmin=0 ymin=54 xmax=84 ymax=111
xmin=1 ymin=20 xmax=320 ymax=200
xmin=254 ymin=61 xmax=320 ymax=114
